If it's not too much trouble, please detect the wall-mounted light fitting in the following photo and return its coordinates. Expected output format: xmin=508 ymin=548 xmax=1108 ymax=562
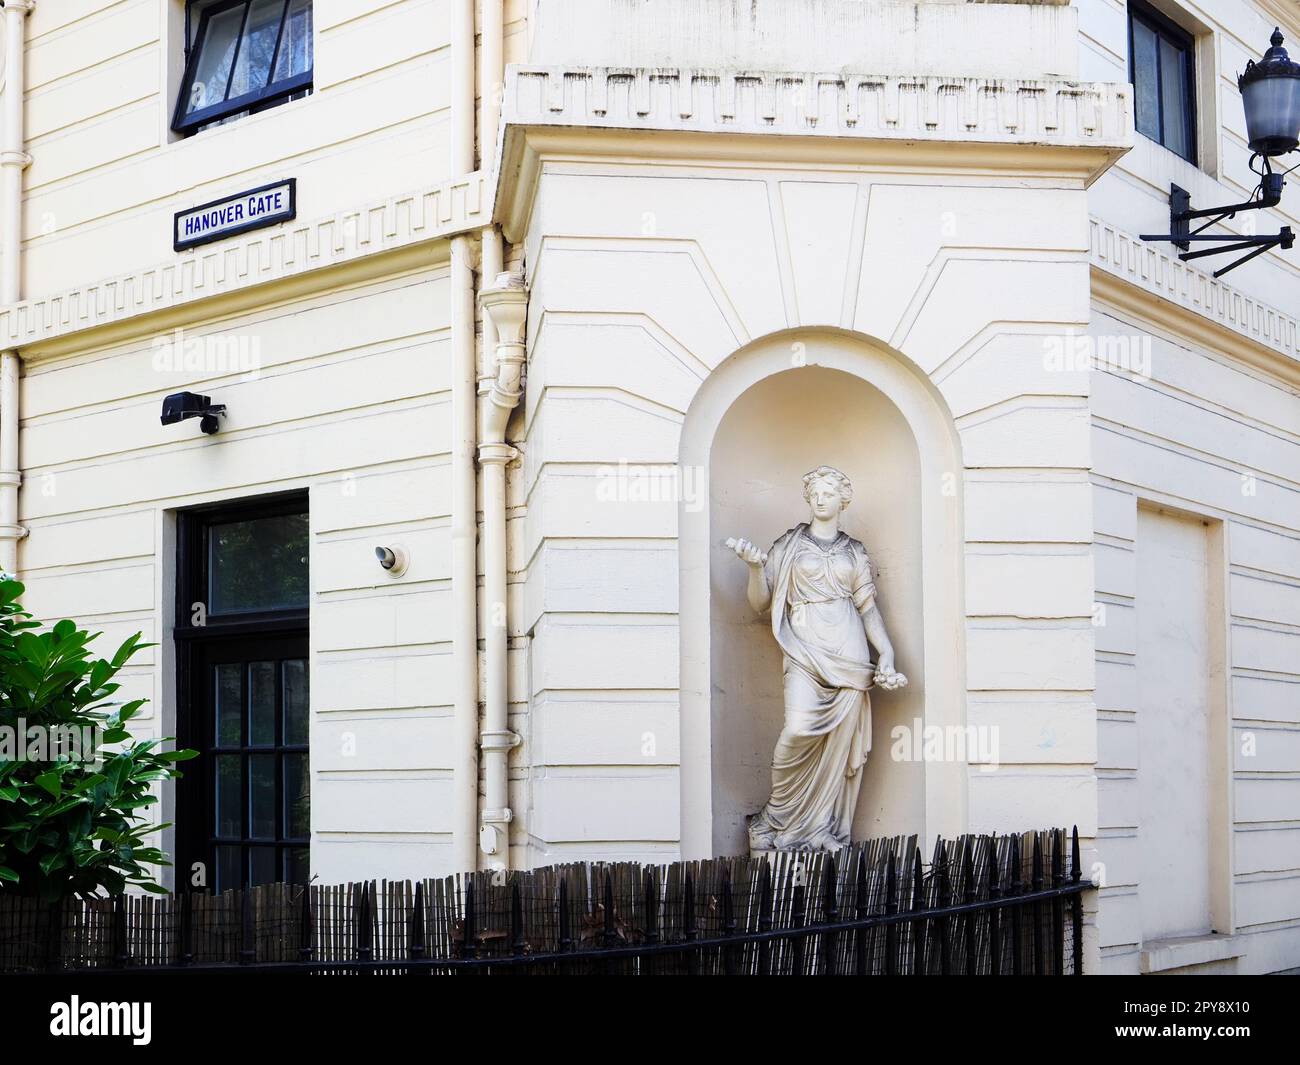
xmin=160 ymin=391 xmax=226 ymax=435
xmin=1141 ymin=28 xmax=1300 ymax=278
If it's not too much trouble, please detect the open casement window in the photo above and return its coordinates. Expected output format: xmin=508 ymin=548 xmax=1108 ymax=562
xmin=1128 ymin=0 xmax=1197 ymax=164
xmin=174 ymin=0 xmax=313 ymax=135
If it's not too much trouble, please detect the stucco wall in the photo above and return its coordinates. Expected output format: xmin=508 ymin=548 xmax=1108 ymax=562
xmin=528 ymin=0 xmax=1081 ymax=79
xmin=514 ymin=151 xmax=1101 ymax=868
xmin=1071 ymin=0 xmax=1300 ymax=976
xmin=17 ymin=264 xmax=457 ymax=885
xmin=0 ymin=0 xmax=1295 ymax=975
xmin=1088 ymin=302 xmax=1300 ymax=975
xmin=13 ymin=0 xmax=458 ymax=300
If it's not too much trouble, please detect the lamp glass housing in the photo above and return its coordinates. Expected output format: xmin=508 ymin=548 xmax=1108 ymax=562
xmin=1239 ymin=29 xmax=1300 ymax=157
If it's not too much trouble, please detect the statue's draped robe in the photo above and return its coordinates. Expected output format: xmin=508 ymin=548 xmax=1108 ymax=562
xmin=749 ymin=524 xmax=876 ymax=852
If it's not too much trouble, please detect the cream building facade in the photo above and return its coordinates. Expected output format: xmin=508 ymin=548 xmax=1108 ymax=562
xmin=0 ymin=0 xmax=1296 ymax=975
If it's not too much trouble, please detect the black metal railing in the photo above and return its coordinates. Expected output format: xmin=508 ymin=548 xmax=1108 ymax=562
xmin=0 ymin=827 xmax=1090 ymax=975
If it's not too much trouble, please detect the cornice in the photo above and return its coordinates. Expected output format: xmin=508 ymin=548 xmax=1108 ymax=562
xmin=1255 ymin=1 xmax=1300 ymax=40
xmin=0 ymin=172 xmax=489 ymax=358
xmin=495 ymin=65 xmax=1134 ymax=240
xmin=1089 ymin=216 xmax=1300 ymax=387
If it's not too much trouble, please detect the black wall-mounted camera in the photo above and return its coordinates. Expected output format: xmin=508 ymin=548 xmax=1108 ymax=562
xmin=161 ymin=391 xmax=226 ymax=435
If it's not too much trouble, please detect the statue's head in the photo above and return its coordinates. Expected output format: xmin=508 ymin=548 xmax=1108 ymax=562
xmin=802 ymin=465 xmax=853 ymax=521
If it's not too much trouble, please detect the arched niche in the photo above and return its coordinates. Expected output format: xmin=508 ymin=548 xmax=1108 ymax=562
xmin=678 ymin=330 xmax=966 ymax=859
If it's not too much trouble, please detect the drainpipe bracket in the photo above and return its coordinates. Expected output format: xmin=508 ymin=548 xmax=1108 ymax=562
xmin=479 ymin=808 xmax=513 ymax=857
xmin=478 ymin=442 xmax=518 ymax=466
xmin=479 ymin=823 xmax=504 ymax=856
xmin=3 ymin=2 xmax=35 ymax=15
xmin=0 ymin=470 xmax=21 ymax=488
xmin=0 ymin=152 xmax=31 ymax=169
xmin=479 ymin=728 xmax=520 ymax=752
xmin=0 ymin=523 xmax=27 ymax=541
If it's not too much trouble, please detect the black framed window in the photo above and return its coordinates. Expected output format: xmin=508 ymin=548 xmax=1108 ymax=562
xmin=176 ymin=493 xmax=310 ymax=892
xmin=174 ymin=0 xmax=314 ymax=136
xmin=1128 ymin=0 xmax=1197 ymax=163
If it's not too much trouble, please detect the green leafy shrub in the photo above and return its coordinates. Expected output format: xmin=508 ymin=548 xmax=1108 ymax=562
xmin=0 ymin=578 xmax=195 ymax=899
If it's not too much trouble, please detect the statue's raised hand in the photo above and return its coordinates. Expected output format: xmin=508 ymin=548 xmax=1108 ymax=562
xmin=726 ymin=537 xmax=767 ymax=567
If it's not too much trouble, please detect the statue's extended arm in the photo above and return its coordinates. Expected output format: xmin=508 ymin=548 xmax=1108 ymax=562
xmin=746 ymin=562 xmax=771 ymax=614
xmin=727 ymin=537 xmax=771 ymax=613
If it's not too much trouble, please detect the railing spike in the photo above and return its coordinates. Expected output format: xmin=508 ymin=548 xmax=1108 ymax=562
xmin=557 ymin=876 xmax=572 ymax=967
xmin=1071 ymin=826 xmax=1085 ymax=975
xmin=1052 ymin=828 xmax=1066 ymax=975
xmin=510 ymin=878 xmax=525 ymax=959
xmin=911 ymin=843 xmax=925 ymax=976
xmin=721 ymin=863 xmax=737 ymax=976
xmin=1010 ymin=834 xmax=1023 ymax=975
xmin=239 ymin=889 xmax=255 ymax=966
xmin=1031 ymin=833 xmax=1044 ymax=975
xmin=821 ymin=855 xmax=839 ymax=976
xmin=963 ymin=837 xmax=976 ymax=975
xmin=790 ymin=862 xmax=807 ymax=976
xmin=938 ymin=843 xmax=951 ymax=975
xmin=989 ymin=833 xmax=1001 ymax=977
xmin=643 ymin=868 xmax=659 ymax=976
xmin=603 ymin=871 xmax=616 ymax=948
xmin=884 ymin=850 xmax=898 ymax=976
xmin=855 ymin=849 xmax=870 ymax=975
xmin=683 ymin=869 xmax=698 ymax=976
xmin=408 ymin=881 xmax=425 ymax=967
xmin=299 ymin=884 xmax=315 ymax=963
xmin=463 ymin=875 xmax=478 ymax=961
xmin=179 ymin=890 xmax=193 ymax=967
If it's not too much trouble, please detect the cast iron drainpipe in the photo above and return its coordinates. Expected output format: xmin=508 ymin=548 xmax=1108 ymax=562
xmin=0 ymin=2 xmax=34 ymax=575
xmin=476 ymin=272 xmax=527 ymax=869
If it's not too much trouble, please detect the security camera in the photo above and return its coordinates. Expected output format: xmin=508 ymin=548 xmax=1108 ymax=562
xmin=375 ymin=544 xmax=408 ymax=577
xmin=161 ymin=391 xmax=226 ymax=435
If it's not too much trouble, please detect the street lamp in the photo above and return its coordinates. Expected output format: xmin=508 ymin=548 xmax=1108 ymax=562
xmin=1141 ymin=28 xmax=1300 ymax=277
xmin=1240 ymin=28 xmax=1300 ymax=157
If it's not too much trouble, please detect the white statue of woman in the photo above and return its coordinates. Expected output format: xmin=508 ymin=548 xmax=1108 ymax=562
xmin=728 ymin=465 xmax=907 ymax=853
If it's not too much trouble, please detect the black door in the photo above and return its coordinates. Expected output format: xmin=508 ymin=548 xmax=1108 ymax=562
xmin=176 ymin=493 xmax=309 ymax=892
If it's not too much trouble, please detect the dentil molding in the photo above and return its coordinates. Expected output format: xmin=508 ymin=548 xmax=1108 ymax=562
xmin=493 ymin=65 xmax=1134 ymax=241
xmin=1090 ymin=217 xmax=1300 ymax=383
xmin=503 ymin=66 xmax=1133 ymax=148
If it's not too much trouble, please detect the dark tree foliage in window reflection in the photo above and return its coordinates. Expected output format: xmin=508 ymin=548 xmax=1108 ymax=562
xmin=209 ymin=513 xmax=308 ymax=615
